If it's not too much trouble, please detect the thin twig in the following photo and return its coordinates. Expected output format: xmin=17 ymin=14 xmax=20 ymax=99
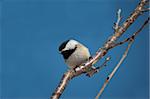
xmin=96 ymin=57 xmax=111 ymax=71
xmin=141 ymin=8 xmax=150 ymax=12
xmin=113 ymin=9 xmax=122 ymax=31
xmin=109 ymin=16 xmax=150 ymax=49
xmin=95 ymin=17 xmax=149 ymax=99
xmin=95 ymin=40 xmax=133 ymax=99
xmin=86 ymin=56 xmax=111 ymax=77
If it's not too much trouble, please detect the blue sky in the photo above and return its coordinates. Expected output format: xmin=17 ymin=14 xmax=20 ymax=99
xmin=0 ymin=0 xmax=149 ymax=99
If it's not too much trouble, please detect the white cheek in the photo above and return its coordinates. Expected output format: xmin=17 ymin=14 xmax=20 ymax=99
xmin=62 ymin=45 xmax=75 ymax=52
xmin=62 ymin=40 xmax=78 ymax=51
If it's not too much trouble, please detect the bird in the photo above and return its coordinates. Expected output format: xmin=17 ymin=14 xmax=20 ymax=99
xmin=58 ymin=39 xmax=95 ymax=71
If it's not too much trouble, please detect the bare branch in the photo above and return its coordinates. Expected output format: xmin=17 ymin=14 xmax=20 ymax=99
xmin=95 ymin=17 xmax=149 ymax=99
xmin=113 ymin=9 xmax=122 ymax=31
xmin=96 ymin=57 xmax=111 ymax=71
xmin=141 ymin=8 xmax=150 ymax=12
xmin=95 ymin=40 xmax=133 ymax=99
xmin=86 ymin=56 xmax=111 ymax=77
xmin=109 ymin=16 xmax=150 ymax=49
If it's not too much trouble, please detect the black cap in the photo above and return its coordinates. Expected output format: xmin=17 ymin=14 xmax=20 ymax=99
xmin=58 ymin=40 xmax=70 ymax=51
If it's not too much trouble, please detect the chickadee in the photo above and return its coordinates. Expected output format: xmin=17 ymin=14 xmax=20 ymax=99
xmin=59 ymin=39 xmax=95 ymax=71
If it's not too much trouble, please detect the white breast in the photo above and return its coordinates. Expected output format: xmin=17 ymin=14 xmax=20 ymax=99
xmin=65 ymin=44 xmax=90 ymax=69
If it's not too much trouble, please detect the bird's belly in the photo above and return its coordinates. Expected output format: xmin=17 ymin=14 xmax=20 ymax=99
xmin=65 ymin=49 xmax=90 ymax=69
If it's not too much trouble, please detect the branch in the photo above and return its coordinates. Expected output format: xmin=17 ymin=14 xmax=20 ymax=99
xmin=141 ymin=8 xmax=150 ymax=12
xmin=113 ymin=9 xmax=122 ymax=32
xmin=95 ymin=40 xmax=133 ymax=99
xmin=95 ymin=17 xmax=149 ymax=99
xmin=86 ymin=56 xmax=111 ymax=77
xmin=109 ymin=16 xmax=150 ymax=49
xmin=51 ymin=0 xmax=148 ymax=98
